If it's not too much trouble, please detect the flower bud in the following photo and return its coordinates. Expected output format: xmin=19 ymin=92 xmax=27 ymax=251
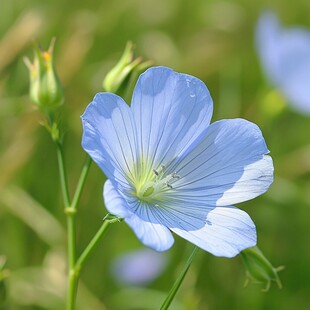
xmin=240 ymin=246 xmax=284 ymax=291
xmin=103 ymin=41 xmax=152 ymax=94
xmin=24 ymin=38 xmax=64 ymax=111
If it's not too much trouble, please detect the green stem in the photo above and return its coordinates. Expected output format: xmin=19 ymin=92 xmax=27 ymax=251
xmin=56 ymin=141 xmax=76 ymax=270
xmin=76 ymin=214 xmax=122 ymax=270
xmin=56 ymin=141 xmax=71 ymax=209
xmin=55 ymin=139 xmax=76 ymax=310
xmin=159 ymin=246 xmax=199 ymax=310
xmin=71 ymin=156 xmax=92 ymax=211
xmin=67 ymin=256 xmax=78 ymax=310
xmin=52 ymin=121 xmax=117 ymax=309
xmin=65 ymin=156 xmax=93 ymax=310
xmin=54 ymin=135 xmax=93 ymax=309
xmin=67 ymin=214 xmax=122 ymax=309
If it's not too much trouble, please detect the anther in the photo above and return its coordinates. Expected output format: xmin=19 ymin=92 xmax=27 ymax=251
xmin=166 ymin=183 xmax=173 ymax=189
xmin=172 ymin=172 xmax=180 ymax=179
xmin=153 ymin=165 xmax=166 ymax=177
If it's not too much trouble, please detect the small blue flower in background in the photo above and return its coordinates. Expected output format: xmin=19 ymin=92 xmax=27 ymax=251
xmin=111 ymin=249 xmax=168 ymax=285
xmin=256 ymin=10 xmax=310 ymax=115
xmin=81 ymin=66 xmax=273 ymax=258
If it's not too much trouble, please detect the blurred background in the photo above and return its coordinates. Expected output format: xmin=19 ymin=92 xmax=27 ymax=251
xmin=1 ymin=0 xmax=310 ymax=309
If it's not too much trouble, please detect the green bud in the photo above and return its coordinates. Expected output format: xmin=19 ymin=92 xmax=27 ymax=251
xmin=240 ymin=246 xmax=284 ymax=292
xmin=24 ymin=38 xmax=64 ymax=111
xmin=103 ymin=41 xmax=152 ymax=95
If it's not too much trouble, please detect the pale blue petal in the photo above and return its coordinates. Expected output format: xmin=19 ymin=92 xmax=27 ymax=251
xmin=103 ymin=179 xmax=131 ymax=218
xmin=170 ymin=206 xmax=256 ymax=258
xmin=256 ymin=11 xmax=310 ymax=114
xmin=81 ymin=93 xmax=137 ymax=190
xmin=120 ymin=188 xmax=255 ymax=257
xmin=126 ymin=196 xmax=208 ymax=232
xmin=104 ymin=180 xmax=174 ymax=252
xmin=168 ymin=119 xmax=273 ymax=207
xmin=131 ymin=66 xmax=213 ymax=172
xmin=121 ymin=118 xmax=271 ymax=240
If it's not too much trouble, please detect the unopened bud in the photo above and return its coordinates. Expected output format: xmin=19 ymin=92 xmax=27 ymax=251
xmin=103 ymin=41 xmax=152 ymax=95
xmin=24 ymin=38 xmax=64 ymax=111
xmin=240 ymin=246 xmax=284 ymax=292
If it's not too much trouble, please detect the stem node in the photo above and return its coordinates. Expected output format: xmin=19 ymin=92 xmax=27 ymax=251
xmin=65 ymin=207 xmax=77 ymax=215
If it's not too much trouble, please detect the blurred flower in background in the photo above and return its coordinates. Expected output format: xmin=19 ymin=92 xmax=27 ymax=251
xmin=111 ymin=249 xmax=169 ymax=286
xmin=256 ymin=10 xmax=310 ymax=115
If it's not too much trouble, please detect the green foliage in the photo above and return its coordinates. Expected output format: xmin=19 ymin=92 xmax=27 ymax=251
xmin=1 ymin=0 xmax=310 ymax=309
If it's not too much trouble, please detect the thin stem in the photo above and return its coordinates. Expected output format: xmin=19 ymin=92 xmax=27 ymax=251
xmin=159 ymin=246 xmax=199 ymax=310
xmin=67 ymin=259 xmax=78 ymax=310
xmin=67 ymin=214 xmax=122 ymax=308
xmin=48 ymin=116 xmax=94 ymax=310
xmin=56 ymin=141 xmax=71 ymax=209
xmin=55 ymin=140 xmax=76 ymax=269
xmin=55 ymin=139 xmax=77 ymax=310
xmin=71 ymin=155 xmax=92 ymax=211
xmin=51 ymin=120 xmax=113 ymax=310
xmin=65 ymin=156 xmax=92 ymax=310
xmin=76 ymin=215 xmax=121 ymax=270
xmin=52 ymin=130 xmax=74 ymax=309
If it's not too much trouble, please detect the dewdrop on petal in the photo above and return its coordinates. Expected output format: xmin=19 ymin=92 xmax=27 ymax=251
xmin=24 ymin=38 xmax=64 ymax=112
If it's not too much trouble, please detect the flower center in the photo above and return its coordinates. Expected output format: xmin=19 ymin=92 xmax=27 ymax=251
xmin=135 ymin=165 xmax=180 ymax=203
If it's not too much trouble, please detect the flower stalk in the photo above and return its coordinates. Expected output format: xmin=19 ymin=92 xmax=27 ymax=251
xmin=54 ymin=130 xmax=123 ymax=309
xmin=160 ymin=246 xmax=199 ymax=310
xmin=66 ymin=214 xmax=123 ymax=310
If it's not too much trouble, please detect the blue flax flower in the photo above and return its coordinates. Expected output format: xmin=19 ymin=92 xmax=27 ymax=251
xmin=256 ymin=11 xmax=310 ymax=114
xmin=81 ymin=67 xmax=273 ymax=258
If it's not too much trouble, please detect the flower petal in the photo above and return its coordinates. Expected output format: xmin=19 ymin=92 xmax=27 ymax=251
xmin=81 ymin=93 xmax=137 ymax=190
xmin=123 ymin=191 xmax=255 ymax=257
xmin=170 ymin=118 xmax=273 ymax=206
xmin=170 ymin=206 xmax=256 ymax=257
xmin=131 ymin=66 xmax=213 ymax=171
xmin=104 ymin=180 xmax=174 ymax=252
